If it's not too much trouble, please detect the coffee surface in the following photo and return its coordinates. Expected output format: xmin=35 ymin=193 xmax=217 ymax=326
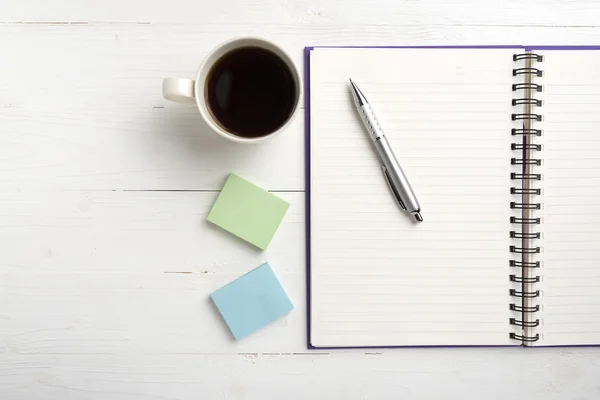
xmin=205 ymin=47 xmax=297 ymax=138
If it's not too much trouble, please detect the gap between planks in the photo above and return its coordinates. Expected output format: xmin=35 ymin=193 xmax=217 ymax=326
xmin=119 ymin=189 xmax=305 ymax=193
xmin=4 ymin=21 xmax=600 ymax=29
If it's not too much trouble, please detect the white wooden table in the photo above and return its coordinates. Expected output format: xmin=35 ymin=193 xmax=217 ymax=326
xmin=3 ymin=1 xmax=600 ymax=399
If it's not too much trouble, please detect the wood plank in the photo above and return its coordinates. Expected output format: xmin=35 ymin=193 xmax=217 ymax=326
xmin=3 ymin=0 xmax=600 ymax=27
xmin=2 ymin=350 xmax=600 ymax=400
xmin=0 ymin=25 xmax=306 ymax=191
xmin=0 ymin=191 xmax=307 ymax=354
xmin=0 ymin=348 xmax=600 ymax=400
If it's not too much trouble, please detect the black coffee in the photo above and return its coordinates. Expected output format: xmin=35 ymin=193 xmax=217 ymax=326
xmin=205 ymin=47 xmax=297 ymax=138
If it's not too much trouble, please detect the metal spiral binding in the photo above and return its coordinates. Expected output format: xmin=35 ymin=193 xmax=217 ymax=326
xmin=510 ymin=231 xmax=541 ymax=239
xmin=513 ymin=54 xmax=544 ymax=62
xmin=509 ymin=260 xmax=540 ymax=268
xmin=511 ymin=128 xmax=542 ymax=136
xmin=512 ymin=98 xmax=543 ymax=106
xmin=509 ymin=52 xmax=543 ymax=344
xmin=512 ymin=113 xmax=542 ymax=121
xmin=512 ymin=83 xmax=543 ymax=92
xmin=513 ymin=67 xmax=543 ymax=77
xmin=510 ymin=304 xmax=540 ymax=312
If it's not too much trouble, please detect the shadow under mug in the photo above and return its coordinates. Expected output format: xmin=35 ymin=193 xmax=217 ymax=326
xmin=162 ymin=37 xmax=301 ymax=144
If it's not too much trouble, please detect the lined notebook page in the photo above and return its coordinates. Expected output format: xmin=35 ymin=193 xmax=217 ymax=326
xmin=309 ymin=48 xmax=517 ymax=347
xmin=536 ymin=50 xmax=600 ymax=346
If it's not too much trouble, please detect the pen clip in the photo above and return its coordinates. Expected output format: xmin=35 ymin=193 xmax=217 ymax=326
xmin=381 ymin=166 xmax=407 ymax=210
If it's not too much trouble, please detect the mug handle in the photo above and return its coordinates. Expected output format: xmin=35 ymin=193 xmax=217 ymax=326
xmin=162 ymin=78 xmax=196 ymax=104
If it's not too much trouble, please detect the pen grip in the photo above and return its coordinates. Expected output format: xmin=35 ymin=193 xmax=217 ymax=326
xmin=374 ymin=137 xmax=420 ymax=213
xmin=358 ymin=104 xmax=385 ymax=141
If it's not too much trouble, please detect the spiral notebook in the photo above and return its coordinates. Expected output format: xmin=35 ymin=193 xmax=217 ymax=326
xmin=305 ymin=45 xmax=600 ymax=348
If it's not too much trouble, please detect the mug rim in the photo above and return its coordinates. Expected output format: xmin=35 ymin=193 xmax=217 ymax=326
xmin=193 ymin=37 xmax=301 ymax=144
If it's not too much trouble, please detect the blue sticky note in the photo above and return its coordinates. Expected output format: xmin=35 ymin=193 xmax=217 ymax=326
xmin=210 ymin=263 xmax=294 ymax=340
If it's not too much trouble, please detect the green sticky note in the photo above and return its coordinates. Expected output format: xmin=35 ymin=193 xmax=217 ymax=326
xmin=207 ymin=173 xmax=290 ymax=249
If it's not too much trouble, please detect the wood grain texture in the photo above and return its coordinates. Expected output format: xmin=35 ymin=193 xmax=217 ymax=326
xmin=0 ymin=192 xmax=306 ymax=355
xmin=2 ymin=0 xmax=600 ymax=398
xmin=3 ymin=0 xmax=600 ymax=26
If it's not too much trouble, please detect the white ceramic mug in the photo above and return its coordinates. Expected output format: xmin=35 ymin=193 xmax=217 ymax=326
xmin=162 ymin=37 xmax=301 ymax=144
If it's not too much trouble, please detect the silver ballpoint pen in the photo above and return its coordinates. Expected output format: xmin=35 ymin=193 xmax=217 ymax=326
xmin=349 ymin=79 xmax=423 ymax=222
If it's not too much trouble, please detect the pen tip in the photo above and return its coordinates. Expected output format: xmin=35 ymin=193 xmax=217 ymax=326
xmin=414 ymin=212 xmax=423 ymax=223
xmin=349 ymin=78 xmax=354 ymax=84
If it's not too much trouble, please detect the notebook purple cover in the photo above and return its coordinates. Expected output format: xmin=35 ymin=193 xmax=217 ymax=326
xmin=304 ymin=45 xmax=600 ymax=350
